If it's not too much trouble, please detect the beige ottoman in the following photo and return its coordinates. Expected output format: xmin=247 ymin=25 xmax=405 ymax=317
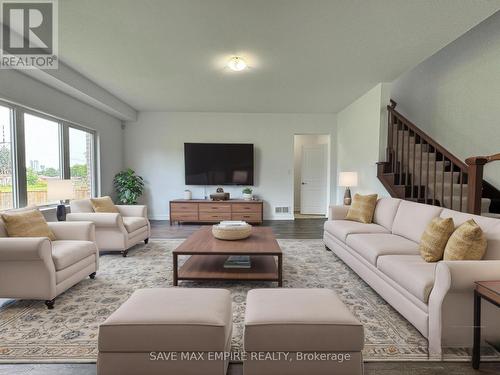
xmin=244 ymin=288 xmax=364 ymax=375
xmin=97 ymin=288 xmax=232 ymax=375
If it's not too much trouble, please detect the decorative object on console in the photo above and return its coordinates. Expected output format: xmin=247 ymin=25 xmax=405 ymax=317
xmin=338 ymin=172 xmax=358 ymax=205
xmin=184 ymin=189 xmax=192 ymax=200
xmin=242 ymin=187 xmax=253 ymax=200
xmin=47 ymin=179 xmax=75 ymax=221
xmin=212 ymin=221 xmax=252 ymax=240
xmin=113 ymin=168 xmax=145 ymax=204
xmin=444 ymin=219 xmax=487 ymax=260
xmin=210 ymin=187 xmax=230 ymax=201
xmin=346 ymin=193 xmax=378 ymax=224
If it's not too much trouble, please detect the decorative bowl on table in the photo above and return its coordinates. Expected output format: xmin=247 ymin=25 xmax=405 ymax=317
xmin=212 ymin=223 xmax=252 ymax=240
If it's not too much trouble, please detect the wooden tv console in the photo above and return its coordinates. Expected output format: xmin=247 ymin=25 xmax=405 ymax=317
xmin=169 ymin=199 xmax=264 ymax=225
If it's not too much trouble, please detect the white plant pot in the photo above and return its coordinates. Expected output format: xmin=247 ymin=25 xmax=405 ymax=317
xmin=184 ymin=190 xmax=192 ymax=200
xmin=242 ymin=193 xmax=253 ymax=201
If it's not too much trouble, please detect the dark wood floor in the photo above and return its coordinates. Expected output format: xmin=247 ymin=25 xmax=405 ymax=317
xmin=150 ymin=218 xmax=327 ymax=239
xmin=1 ymin=219 xmax=498 ymax=374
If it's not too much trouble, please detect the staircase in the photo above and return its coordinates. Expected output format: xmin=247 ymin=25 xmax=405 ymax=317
xmin=377 ymin=100 xmax=500 ymax=215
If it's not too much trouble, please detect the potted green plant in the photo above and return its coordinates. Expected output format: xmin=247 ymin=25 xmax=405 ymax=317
xmin=113 ymin=168 xmax=145 ymax=204
xmin=242 ymin=187 xmax=253 ymax=200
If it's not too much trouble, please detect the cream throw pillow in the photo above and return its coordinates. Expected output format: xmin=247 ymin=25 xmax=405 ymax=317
xmin=419 ymin=217 xmax=455 ymax=262
xmin=90 ymin=196 xmax=119 ymax=213
xmin=443 ymin=219 xmax=487 ymax=261
xmin=346 ymin=194 xmax=378 ymax=224
xmin=1 ymin=208 xmax=56 ymax=240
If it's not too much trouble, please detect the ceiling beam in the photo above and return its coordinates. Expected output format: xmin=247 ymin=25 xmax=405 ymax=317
xmin=20 ymin=62 xmax=137 ymax=121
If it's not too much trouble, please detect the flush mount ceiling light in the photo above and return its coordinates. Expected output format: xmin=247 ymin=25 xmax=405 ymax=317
xmin=226 ymin=56 xmax=247 ymax=71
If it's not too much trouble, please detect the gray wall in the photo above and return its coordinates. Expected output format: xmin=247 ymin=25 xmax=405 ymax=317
xmin=124 ymin=112 xmax=337 ymax=220
xmin=391 ymin=12 xmax=500 ymax=187
xmin=0 ymin=70 xmax=124 ymax=196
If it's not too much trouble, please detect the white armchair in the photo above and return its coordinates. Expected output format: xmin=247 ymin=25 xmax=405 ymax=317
xmin=0 ymin=221 xmax=98 ymax=309
xmin=67 ymin=199 xmax=151 ymax=257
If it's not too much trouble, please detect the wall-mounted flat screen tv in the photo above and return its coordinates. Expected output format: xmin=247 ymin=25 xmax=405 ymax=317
xmin=184 ymin=143 xmax=254 ymax=185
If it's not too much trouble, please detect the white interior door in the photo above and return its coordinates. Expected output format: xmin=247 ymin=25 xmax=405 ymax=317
xmin=300 ymin=144 xmax=327 ymax=215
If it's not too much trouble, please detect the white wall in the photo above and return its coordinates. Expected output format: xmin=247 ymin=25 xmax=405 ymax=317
xmin=293 ymin=134 xmax=330 ymax=212
xmin=0 ymin=70 xmax=124 ymax=196
xmin=391 ymin=12 xmax=500 ymax=187
xmin=336 ymin=83 xmax=391 ymax=203
xmin=124 ymin=112 xmax=337 ymax=220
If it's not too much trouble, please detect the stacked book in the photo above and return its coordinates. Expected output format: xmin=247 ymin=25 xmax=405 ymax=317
xmin=224 ymin=255 xmax=251 ymax=269
xmin=221 ymin=221 xmax=251 ymax=269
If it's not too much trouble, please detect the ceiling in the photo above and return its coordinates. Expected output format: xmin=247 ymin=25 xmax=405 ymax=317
xmin=59 ymin=0 xmax=500 ymax=113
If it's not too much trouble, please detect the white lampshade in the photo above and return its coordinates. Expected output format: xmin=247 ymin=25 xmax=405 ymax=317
xmin=47 ymin=179 xmax=75 ymax=202
xmin=338 ymin=172 xmax=358 ymax=187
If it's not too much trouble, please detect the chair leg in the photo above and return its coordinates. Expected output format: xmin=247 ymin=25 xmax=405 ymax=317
xmin=121 ymin=250 xmax=128 ymax=257
xmin=144 ymin=238 xmax=149 ymax=244
xmin=45 ymin=299 xmax=55 ymax=309
xmin=89 ymin=272 xmax=96 ymax=279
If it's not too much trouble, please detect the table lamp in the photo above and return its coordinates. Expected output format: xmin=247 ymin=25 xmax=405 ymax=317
xmin=338 ymin=172 xmax=358 ymax=205
xmin=47 ymin=179 xmax=75 ymax=221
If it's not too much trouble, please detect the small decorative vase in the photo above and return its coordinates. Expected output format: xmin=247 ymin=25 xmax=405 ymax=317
xmin=184 ymin=190 xmax=192 ymax=200
xmin=242 ymin=193 xmax=253 ymax=201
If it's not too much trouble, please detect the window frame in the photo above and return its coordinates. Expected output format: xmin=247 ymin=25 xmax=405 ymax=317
xmin=0 ymin=98 xmax=98 ymax=208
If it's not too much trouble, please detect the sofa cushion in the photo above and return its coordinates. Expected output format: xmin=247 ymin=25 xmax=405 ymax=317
xmin=123 ymin=217 xmax=148 ymax=233
xmin=440 ymin=209 xmax=500 ymax=260
xmin=99 ymin=288 xmax=232 ymax=352
xmin=346 ymin=233 xmax=419 ymax=266
xmin=91 ymin=196 xmax=119 ymax=213
xmin=373 ymin=197 xmax=402 ymax=230
xmin=444 ymin=219 xmax=487 ymax=261
xmin=392 ymin=200 xmax=443 ymax=243
xmin=244 ymin=288 xmax=364 ymax=352
xmin=324 ymin=220 xmax=389 ymax=242
xmin=346 ymin=194 xmax=378 ymax=223
xmin=377 ymin=255 xmax=437 ymax=303
xmin=70 ymin=199 xmax=94 ymax=213
xmin=51 ymin=240 xmax=96 ymax=270
xmin=1 ymin=208 xmax=56 ymax=241
xmin=419 ymin=217 xmax=455 ymax=262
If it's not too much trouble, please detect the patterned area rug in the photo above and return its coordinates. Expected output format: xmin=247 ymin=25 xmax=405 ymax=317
xmin=0 ymin=239 xmax=497 ymax=363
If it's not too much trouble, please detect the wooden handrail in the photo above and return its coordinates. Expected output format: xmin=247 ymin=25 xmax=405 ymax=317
xmin=384 ymin=100 xmax=500 ymax=215
xmin=466 ymin=153 xmax=500 ymax=165
xmin=466 ymin=153 xmax=500 ymax=214
xmin=387 ymin=105 xmax=468 ymax=171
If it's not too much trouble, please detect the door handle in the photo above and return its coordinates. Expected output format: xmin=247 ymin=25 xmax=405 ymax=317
xmin=301 ymin=182 xmax=307 ymax=185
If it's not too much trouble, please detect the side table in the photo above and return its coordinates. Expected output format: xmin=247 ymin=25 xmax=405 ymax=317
xmin=473 ymin=281 xmax=500 ymax=369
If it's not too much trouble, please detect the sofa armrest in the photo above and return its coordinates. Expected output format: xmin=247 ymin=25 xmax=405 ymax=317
xmin=0 ymin=237 xmax=52 ymax=261
xmin=66 ymin=212 xmax=123 ymax=228
xmin=435 ymin=260 xmax=500 ymax=293
xmin=48 ymin=221 xmax=96 ymax=242
xmin=116 ymin=205 xmax=147 ymax=218
xmin=328 ymin=205 xmax=349 ymax=220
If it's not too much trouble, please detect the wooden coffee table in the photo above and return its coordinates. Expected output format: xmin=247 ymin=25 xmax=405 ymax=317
xmin=172 ymin=226 xmax=282 ymax=286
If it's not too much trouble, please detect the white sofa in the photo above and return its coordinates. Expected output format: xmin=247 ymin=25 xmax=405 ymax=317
xmin=323 ymin=197 xmax=500 ymax=356
xmin=67 ymin=199 xmax=151 ymax=257
xmin=0 ymin=220 xmax=98 ymax=309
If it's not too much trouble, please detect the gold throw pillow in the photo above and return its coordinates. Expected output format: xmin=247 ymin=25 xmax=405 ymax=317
xmin=443 ymin=219 xmax=487 ymax=261
xmin=1 ymin=209 xmax=56 ymax=240
xmin=90 ymin=196 xmax=119 ymax=213
xmin=345 ymin=194 xmax=378 ymax=224
xmin=419 ymin=217 xmax=455 ymax=262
